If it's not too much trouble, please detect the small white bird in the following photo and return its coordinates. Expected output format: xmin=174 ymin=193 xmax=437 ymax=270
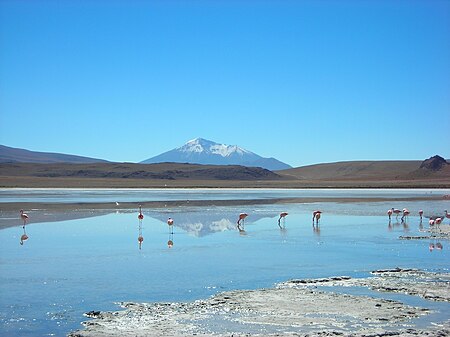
xmin=115 ymin=202 xmax=120 ymax=206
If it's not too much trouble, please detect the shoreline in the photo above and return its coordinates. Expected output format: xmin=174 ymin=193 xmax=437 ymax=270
xmin=68 ymin=268 xmax=450 ymax=337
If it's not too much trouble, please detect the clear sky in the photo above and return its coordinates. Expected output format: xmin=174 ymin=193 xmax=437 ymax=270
xmin=1 ymin=0 xmax=449 ymax=167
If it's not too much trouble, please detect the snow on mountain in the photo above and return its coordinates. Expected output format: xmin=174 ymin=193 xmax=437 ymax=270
xmin=140 ymin=138 xmax=292 ymax=171
xmin=180 ymin=138 xmax=251 ymax=157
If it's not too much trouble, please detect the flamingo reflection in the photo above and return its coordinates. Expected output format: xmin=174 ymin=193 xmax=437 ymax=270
xmin=167 ymin=217 xmax=174 ymax=248
xmin=138 ymin=225 xmax=144 ymax=250
xmin=20 ymin=225 xmax=29 ymax=245
xmin=313 ymin=223 xmax=320 ymax=236
xmin=137 ymin=205 xmax=144 ymax=250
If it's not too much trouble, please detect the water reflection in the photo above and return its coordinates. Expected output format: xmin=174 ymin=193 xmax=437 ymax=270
xmin=138 ymin=220 xmax=144 ymax=250
xmin=137 ymin=205 xmax=144 ymax=250
xmin=313 ymin=223 xmax=320 ymax=236
xmin=167 ymin=218 xmax=174 ymax=248
xmin=19 ymin=225 xmax=29 ymax=245
xmin=149 ymin=212 xmax=276 ymax=236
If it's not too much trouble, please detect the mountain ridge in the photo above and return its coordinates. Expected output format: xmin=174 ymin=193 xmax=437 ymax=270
xmin=140 ymin=138 xmax=292 ymax=171
xmin=0 ymin=145 xmax=108 ymax=164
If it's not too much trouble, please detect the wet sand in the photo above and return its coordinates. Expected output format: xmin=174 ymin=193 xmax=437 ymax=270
xmin=68 ymin=269 xmax=450 ymax=337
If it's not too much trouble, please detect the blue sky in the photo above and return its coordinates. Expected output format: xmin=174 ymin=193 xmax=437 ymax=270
xmin=1 ymin=0 xmax=449 ymax=167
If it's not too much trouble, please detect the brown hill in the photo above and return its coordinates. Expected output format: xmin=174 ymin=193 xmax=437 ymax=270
xmin=1 ymin=158 xmax=449 ymax=188
xmin=277 ymin=161 xmax=422 ymax=181
xmin=0 ymin=145 xmax=108 ymax=164
xmin=0 ymin=162 xmax=281 ymax=182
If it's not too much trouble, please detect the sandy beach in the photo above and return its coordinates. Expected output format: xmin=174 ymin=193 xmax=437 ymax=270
xmin=68 ymin=268 xmax=450 ymax=337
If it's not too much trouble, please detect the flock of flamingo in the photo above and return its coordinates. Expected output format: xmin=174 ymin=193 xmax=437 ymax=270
xmin=17 ymin=207 xmax=449 ymax=250
xmin=387 ymin=207 xmax=450 ymax=228
xmin=387 ymin=207 xmax=449 ymax=252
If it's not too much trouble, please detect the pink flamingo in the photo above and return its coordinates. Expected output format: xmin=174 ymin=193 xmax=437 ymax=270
xmin=20 ymin=210 xmax=29 ymax=226
xmin=237 ymin=213 xmax=248 ymax=230
xmin=391 ymin=208 xmax=401 ymax=220
xmin=313 ymin=210 xmax=322 ymax=225
xmin=429 ymin=243 xmax=435 ymax=252
xmin=387 ymin=209 xmax=393 ymax=220
xmin=435 ymin=217 xmax=442 ymax=230
xmin=429 ymin=218 xmax=435 ymax=226
xmin=138 ymin=205 xmax=144 ymax=220
xmin=167 ymin=218 xmax=174 ymax=226
xmin=401 ymin=208 xmax=410 ymax=222
xmin=419 ymin=210 xmax=423 ymax=221
xmin=278 ymin=212 xmax=288 ymax=228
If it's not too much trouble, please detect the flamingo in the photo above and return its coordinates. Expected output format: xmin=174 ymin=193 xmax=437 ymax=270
xmin=167 ymin=218 xmax=174 ymax=226
xmin=391 ymin=208 xmax=401 ymax=219
xmin=429 ymin=218 xmax=435 ymax=226
xmin=436 ymin=242 xmax=443 ymax=250
xmin=313 ymin=210 xmax=322 ymax=225
xmin=387 ymin=209 xmax=393 ymax=220
xmin=138 ymin=205 xmax=144 ymax=220
xmin=419 ymin=210 xmax=423 ymax=221
xmin=429 ymin=243 xmax=435 ymax=252
xmin=237 ymin=213 xmax=248 ymax=231
xmin=435 ymin=217 xmax=442 ymax=230
xmin=278 ymin=212 xmax=288 ymax=228
xmin=20 ymin=210 xmax=29 ymax=226
xmin=401 ymin=208 xmax=410 ymax=222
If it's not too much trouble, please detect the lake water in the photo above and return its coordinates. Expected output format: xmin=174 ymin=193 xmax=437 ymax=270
xmin=0 ymin=189 xmax=449 ymax=336
xmin=0 ymin=187 xmax=446 ymax=203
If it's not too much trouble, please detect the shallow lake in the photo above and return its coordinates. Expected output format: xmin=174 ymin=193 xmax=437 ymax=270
xmin=0 ymin=187 xmax=447 ymax=203
xmin=0 ymin=189 xmax=449 ymax=336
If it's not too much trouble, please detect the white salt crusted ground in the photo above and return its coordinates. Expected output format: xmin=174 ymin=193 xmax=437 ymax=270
xmin=69 ymin=269 xmax=450 ymax=337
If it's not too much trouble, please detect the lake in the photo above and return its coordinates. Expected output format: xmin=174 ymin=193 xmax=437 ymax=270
xmin=0 ymin=189 xmax=449 ymax=336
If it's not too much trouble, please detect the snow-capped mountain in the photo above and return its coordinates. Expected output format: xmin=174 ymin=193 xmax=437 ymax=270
xmin=140 ymin=138 xmax=292 ymax=171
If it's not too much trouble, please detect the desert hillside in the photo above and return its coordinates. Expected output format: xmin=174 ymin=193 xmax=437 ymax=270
xmin=0 ymin=156 xmax=448 ymax=188
xmin=278 ymin=161 xmax=422 ymax=180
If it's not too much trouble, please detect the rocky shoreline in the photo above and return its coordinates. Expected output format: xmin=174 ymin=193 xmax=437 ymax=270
xmin=69 ymin=269 xmax=450 ymax=337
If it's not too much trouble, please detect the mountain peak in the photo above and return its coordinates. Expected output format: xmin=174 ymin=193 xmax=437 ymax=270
xmin=179 ymin=138 xmax=250 ymax=157
xmin=141 ymin=138 xmax=292 ymax=170
xmin=419 ymin=155 xmax=448 ymax=171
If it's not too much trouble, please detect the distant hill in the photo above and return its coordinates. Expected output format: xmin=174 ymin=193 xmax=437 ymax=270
xmin=140 ymin=138 xmax=292 ymax=171
xmin=278 ymin=156 xmax=450 ymax=181
xmin=0 ymin=162 xmax=282 ymax=181
xmin=0 ymin=145 xmax=108 ymax=164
